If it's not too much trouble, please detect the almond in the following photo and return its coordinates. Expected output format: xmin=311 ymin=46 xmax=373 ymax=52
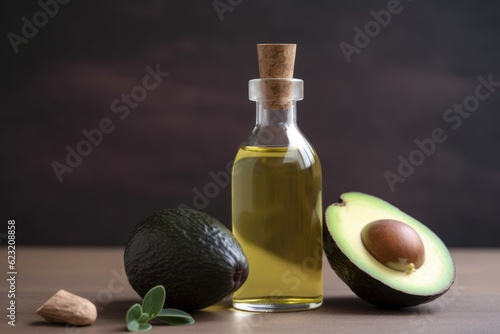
xmin=36 ymin=289 xmax=97 ymax=326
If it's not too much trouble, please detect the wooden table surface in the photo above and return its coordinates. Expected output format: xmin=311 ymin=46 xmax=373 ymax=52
xmin=2 ymin=247 xmax=499 ymax=334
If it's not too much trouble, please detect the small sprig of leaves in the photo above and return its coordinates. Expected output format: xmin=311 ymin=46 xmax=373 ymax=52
xmin=126 ymin=285 xmax=195 ymax=332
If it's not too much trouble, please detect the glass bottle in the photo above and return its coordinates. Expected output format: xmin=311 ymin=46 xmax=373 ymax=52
xmin=231 ymin=77 xmax=323 ymax=312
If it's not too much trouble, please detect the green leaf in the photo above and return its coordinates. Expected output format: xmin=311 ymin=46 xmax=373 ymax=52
xmin=126 ymin=286 xmax=193 ymax=331
xmin=126 ymin=303 xmax=142 ymax=331
xmin=137 ymin=313 xmax=150 ymax=323
xmin=137 ymin=323 xmax=152 ymax=331
xmin=156 ymin=308 xmax=195 ymax=325
xmin=127 ymin=319 xmax=140 ymax=332
xmin=142 ymin=285 xmax=166 ymax=319
xmin=127 ymin=317 xmax=152 ymax=332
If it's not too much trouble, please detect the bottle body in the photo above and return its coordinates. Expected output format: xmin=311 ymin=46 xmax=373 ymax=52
xmin=231 ymin=79 xmax=323 ymax=312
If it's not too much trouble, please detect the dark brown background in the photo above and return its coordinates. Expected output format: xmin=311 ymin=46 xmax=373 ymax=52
xmin=2 ymin=0 xmax=500 ymax=246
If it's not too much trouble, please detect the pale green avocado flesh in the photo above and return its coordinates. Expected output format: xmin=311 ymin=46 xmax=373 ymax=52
xmin=323 ymin=192 xmax=455 ymax=307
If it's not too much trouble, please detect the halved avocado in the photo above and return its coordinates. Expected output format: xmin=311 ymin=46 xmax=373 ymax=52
xmin=323 ymin=192 xmax=455 ymax=307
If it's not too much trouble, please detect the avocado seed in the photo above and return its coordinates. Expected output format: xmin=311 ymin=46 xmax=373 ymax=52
xmin=361 ymin=219 xmax=425 ymax=274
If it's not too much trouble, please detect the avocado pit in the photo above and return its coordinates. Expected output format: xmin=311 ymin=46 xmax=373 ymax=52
xmin=361 ymin=219 xmax=425 ymax=274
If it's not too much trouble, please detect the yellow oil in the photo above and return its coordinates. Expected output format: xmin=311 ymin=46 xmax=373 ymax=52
xmin=231 ymin=146 xmax=323 ymax=312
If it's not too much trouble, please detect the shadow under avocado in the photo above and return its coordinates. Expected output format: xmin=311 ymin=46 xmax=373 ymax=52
xmin=189 ymin=300 xmax=233 ymax=322
xmin=320 ymin=296 xmax=436 ymax=316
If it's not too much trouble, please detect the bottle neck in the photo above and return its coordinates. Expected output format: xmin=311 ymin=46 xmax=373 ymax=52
xmin=247 ymin=101 xmax=299 ymax=147
xmin=256 ymin=101 xmax=297 ymax=127
xmin=246 ymin=79 xmax=304 ymax=147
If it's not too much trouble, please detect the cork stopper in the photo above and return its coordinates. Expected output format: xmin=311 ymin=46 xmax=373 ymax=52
xmin=257 ymin=44 xmax=296 ymax=78
xmin=257 ymin=44 xmax=296 ymax=109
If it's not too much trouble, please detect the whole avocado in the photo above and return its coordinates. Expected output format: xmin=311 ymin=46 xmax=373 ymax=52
xmin=124 ymin=208 xmax=249 ymax=311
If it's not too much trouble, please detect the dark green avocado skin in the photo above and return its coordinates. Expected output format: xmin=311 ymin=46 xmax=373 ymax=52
xmin=323 ymin=223 xmax=454 ymax=308
xmin=124 ymin=208 xmax=249 ymax=311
